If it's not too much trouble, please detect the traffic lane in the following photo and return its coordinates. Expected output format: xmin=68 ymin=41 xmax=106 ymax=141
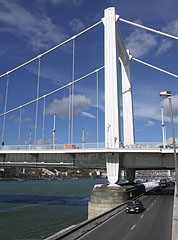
xmin=78 ymin=207 xmax=142 ymax=240
xmin=78 ymin=195 xmax=160 ymax=240
xmin=121 ymin=187 xmax=174 ymax=240
xmin=78 ymin=187 xmax=173 ymax=240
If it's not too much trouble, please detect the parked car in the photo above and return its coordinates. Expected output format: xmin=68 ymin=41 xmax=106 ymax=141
xmin=159 ymin=179 xmax=167 ymax=188
xmin=126 ymin=200 xmax=144 ymax=213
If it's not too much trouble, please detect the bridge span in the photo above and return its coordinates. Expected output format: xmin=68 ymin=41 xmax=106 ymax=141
xmin=0 ymin=144 xmax=175 ymax=170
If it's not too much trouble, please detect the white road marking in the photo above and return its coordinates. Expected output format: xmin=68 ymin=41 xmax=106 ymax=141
xmin=131 ymin=225 xmax=136 ymax=231
xmin=147 ymin=208 xmax=150 ymax=211
xmin=141 ymin=215 xmax=144 ymax=219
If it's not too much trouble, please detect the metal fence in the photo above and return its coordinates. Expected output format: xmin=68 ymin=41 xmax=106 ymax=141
xmin=0 ymin=142 xmax=164 ymax=151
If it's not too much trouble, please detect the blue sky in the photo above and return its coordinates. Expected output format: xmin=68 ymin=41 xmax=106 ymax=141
xmin=0 ymin=0 xmax=178 ymax=146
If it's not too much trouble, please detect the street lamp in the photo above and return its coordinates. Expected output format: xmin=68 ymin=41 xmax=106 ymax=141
xmin=52 ymin=113 xmax=56 ymax=150
xmin=82 ymin=128 xmax=85 ymax=149
xmin=160 ymin=91 xmax=178 ymax=196
xmin=29 ymin=129 xmax=32 ymax=150
xmin=161 ymin=106 xmax=166 ymax=148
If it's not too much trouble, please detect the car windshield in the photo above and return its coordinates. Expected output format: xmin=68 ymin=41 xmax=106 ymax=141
xmin=127 ymin=200 xmax=141 ymax=206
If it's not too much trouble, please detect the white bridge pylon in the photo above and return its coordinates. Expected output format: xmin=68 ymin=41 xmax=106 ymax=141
xmin=102 ymin=7 xmax=135 ymax=149
xmin=102 ymin=7 xmax=134 ymax=185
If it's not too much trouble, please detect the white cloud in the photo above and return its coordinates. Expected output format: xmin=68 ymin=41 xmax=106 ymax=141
xmin=81 ymin=111 xmax=95 ymax=119
xmin=23 ymin=136 xmax=58 ymax=145
xmin=166 ymin=137 xmax=178 ymax=145
xmin=154 ymin=20 xmax=178 ymax=56
xmin=50 ymin=0 xmax=83 ymax=6
xmin=144 ymin=120 xmax=155 ymax=128
xmin=0 ymin=0 xmax=68 ymax=50
xmin=36 ymin=137 xmax=58 ymax=145
xmin=125 ymin=19 xmax=178 ymax=58
xmin=162 ymin=20 xmax=178 ymax=36
xmin=8 ymin=114 xmax=32 ymax=123
xmin=155 ymin=39 xmax=174 ymax=56
xmin=46 ymin=94 xmax=91 ymax=119
xmin=69 ymin=18 xmax=85 ymax=32
xmin=160 ymin=94 xmax=178 ymax=123
xmin=134 ymin=102 xmax=159 ymax=121
xmin=133 ymin=94 xmax=178 ymax=124
xmin=125 ymin=27 xmax=157 ymax=58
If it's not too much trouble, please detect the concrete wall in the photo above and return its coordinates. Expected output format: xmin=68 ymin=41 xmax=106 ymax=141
xmin=88 ymin=184 xmax=145 ymax=219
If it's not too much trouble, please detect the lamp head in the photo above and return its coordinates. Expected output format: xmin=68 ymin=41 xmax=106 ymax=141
xmin=160 ymin=91 xmax=171 ymax=98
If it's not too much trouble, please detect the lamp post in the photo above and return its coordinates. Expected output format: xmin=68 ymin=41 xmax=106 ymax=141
xmin=161 ymin=106 xmax=166 ymax=148
xmin=52 ymin=113 xmax=56 ymax=150
xmin=160 ymin=91 xmax=178 ymax=196
xmin=29 ymin=129 xmax=32 ymax=150
xmin=82 ymin=128 xmax=85 ymax=149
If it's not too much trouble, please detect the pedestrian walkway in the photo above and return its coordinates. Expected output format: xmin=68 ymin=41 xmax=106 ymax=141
xmin=172 ymin=183 xmax=178 ymax=240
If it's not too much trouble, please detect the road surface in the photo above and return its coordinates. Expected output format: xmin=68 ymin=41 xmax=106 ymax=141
xmin=78 ymin=186 xmax=174 ymax=240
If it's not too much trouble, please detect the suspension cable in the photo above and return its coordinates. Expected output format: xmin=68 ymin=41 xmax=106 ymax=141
xmin=119 ymin=18 xmax=178 ymax=41
xmin=0 ymin=66 xmax=105 ymax=118
xmin=96 ymin=70 xmax=99 ymax=148
xmin=0 ymin=20 xmax=102 ymax=79
xmin=132 ymin=57 xmax=178 ymax=79
xmin=68 ymin=84 xmax=71 ymax=144
xmin=42 ymin=96 xmax=46 ymax=145
xmin=18 ymin=107 xmax=22 ymax=146
xmin=2 ymin=73 xmax=10 ymax=145
xmin=71 ymin=37 xmax=75 ymax=144
xmin=34 ymin=57 xmax=41 ymax=144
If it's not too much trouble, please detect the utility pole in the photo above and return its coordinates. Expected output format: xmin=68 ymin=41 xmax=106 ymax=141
xmin=161 ymin=106 xmax=166 ymax=148
xmin=29 ymin=129 xmax=32 ymax=150
xmin=82 ymin=128 xmax=85 ymax=148
xmin=53 ymin=113 xmax=56 ymax=150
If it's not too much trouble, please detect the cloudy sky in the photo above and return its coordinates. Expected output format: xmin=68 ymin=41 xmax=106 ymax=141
xmin=0 ymin=0 xmax=178 ymax=145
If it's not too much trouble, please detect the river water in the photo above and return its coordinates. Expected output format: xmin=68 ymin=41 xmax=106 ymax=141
xmin=0 ymin=178 xmax=107 ymax=240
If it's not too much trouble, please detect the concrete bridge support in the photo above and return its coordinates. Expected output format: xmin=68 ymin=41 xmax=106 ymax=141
xmin=106 ymin=153 xmax=120 ymax=186
xmin=126 ymin=169 xmax=136 ymax=183
xmin=103 ymin=7 xmax=135 ymax=185
xmin=120 ymin=52 xmax=135 ymax=146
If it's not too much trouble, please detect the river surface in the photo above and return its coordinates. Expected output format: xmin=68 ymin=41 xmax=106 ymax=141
xmin=0 ymin=178 xmax=107 ymax=240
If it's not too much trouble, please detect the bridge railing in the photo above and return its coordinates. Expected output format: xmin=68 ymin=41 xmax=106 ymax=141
xmin=0 ymin=142 xmax=164 ymax=151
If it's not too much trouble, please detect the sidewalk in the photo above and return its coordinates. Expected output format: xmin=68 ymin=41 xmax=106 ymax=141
xmin=172 ymin=183 xmax=178 ymax=240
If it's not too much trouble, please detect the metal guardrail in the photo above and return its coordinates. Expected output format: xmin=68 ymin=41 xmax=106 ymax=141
xmin=0 ymin=142 xmax=166 ymax=151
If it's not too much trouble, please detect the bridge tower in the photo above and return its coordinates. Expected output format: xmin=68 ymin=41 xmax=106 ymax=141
xmin=102 ymin=7 xmax=135 ymax=185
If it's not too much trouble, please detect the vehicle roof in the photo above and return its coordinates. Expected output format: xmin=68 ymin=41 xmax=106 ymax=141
xmin=127 ymin=200 xmax=142 ymax=205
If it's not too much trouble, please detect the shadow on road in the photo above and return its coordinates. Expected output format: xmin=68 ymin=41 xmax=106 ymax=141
xmin=146 ymin=186 xmax=174 ymax=196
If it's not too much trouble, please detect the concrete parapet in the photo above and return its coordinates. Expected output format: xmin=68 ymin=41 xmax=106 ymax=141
xmin=88 ymin=184 xmax=145 ymax=219
xmin=172 ymin=183 xmax=178 ymax=240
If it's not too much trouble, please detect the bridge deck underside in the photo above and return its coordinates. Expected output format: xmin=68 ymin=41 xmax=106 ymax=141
xmin=0 ymin=151 xmax=175 ymax=170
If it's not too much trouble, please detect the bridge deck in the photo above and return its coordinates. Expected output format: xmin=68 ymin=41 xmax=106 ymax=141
xmin=0 ymin=147 xmax=176 ymax=169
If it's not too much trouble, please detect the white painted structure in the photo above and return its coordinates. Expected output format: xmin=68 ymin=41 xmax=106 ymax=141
xmin=102 ymin=7 xmax=135 ymax=185
xmin=102 ymin=8 xmax=121 ymax=150
xmin=103 ymin=7 xmax=135 ymax=149
xmin=120 ymin=51 xmax=135 ymax=146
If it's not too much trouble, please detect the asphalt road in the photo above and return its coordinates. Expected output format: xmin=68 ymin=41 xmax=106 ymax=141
xmin=78 ymin=186 xmax=174 ymax=240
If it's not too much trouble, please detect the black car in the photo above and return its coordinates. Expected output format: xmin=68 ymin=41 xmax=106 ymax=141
xmin=126 ymin=200 xmax=144 ymax=213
